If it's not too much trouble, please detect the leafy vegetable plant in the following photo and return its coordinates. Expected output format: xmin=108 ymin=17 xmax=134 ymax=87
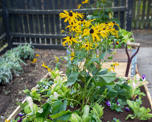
xmin=0 ymin=44 xmax=34 ymax=84
xmin=126 ymin=98 xmax=152 ymax=120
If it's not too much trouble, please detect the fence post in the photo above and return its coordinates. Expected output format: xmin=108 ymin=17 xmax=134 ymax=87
xmin=2 ymin=0 xmax=12 ymax=49
xmin=126 ymin=0 xmax=133 ymax=31
xmin=114 ymin=0 xmax=119 ymax=19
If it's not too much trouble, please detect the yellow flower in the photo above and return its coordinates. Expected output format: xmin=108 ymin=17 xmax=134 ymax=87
xmin=108 ymin=62 xmax=119 ymax=72
xmin=47 ymin=68 xmax=51 ymax=72
xmin=5 ymin=120 xmax=10 ymax=122
xmin=112 ymin=62 xmax=119 ymax=67
xmin=70 ymin=52 xmax=75 ymax=61
xmin=42 ymin=62 xmax=48 ymax=69
xmin=83 ymin=26 xmax=100 ymax=42
xmin=82 ymin=19 xmax=94 ymax=28
xmin=61 ymin=30 xmax=65 ymax=33
xmin=35 ymin=54 xmax=40 ymax=57
xmin=66 ymin=20 xmax=82 ymax=33
xmin=59 ymin=10 xmax=84 ymax=24
xmin=62 ymin=36 xmax=78 ymax=46
xmin=32 ymin=58 xmax=37 ymax=63
xmin=54 ymin=56 xmax=59 ymax=63
xmin=82 ymin=0 xmax=89 ymax=4
xmin=77 ymin=4 xmax=81 ymax=9
xmin=116 ymin=41 xmax=119 ymax=45
xmin=108 ymin=66 xmax=115 ymax=72
xmin=81 ymin=42 xmax=97 ymax=51
xmin=41 ymin=62 xmax=51 ymax=72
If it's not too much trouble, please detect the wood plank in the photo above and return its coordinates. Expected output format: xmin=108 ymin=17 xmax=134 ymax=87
xmin=8 ymin=7 xmax=127 ymax=15
xmin=10 ymin=32 xmax=66 ymax=38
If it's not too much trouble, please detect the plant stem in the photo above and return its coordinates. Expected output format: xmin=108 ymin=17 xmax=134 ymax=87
xmin=82 ymin=76 xmax=93 ymax=108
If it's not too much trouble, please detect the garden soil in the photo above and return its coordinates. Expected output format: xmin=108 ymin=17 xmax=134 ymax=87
xmin=0 ymin=48 xmax=146 ymax=122
xmin=0 ymin=49 xmax=66 ymax=120
xmin=103 ymin=86 xmax=152 ymax=122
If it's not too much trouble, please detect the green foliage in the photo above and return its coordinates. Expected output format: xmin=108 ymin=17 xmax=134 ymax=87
xmin=0 ymin=44 xmax=34 ymax=84
xmin=87 ymin=0 xmax=118 ymax=23
xmin=70 ymin=103 xmax=104 ymax=122
xmin=127 ymin=75 xmax=146 ymax=99
xmin=110 ymin=99 xmax=126 ymax=112
xmin=126 ymin=98 xmax=152 ymax=120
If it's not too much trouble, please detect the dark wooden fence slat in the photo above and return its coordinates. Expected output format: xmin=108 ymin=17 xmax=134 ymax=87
xmin=2 ymin=0 xmax=12 ymax=48
xmin=126 ymin=0 xmax=133 ymax=31
xmin=120 ymin=0 xmax=125 ymax=28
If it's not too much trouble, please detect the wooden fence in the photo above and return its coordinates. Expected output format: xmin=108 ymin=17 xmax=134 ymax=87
xmin=0 ymin=2 xmax=7 ymax=54
xmin=132 ymin=0 xmax=152 ymax=29
xmin=0 ymin=0 xmax=132 ymax=51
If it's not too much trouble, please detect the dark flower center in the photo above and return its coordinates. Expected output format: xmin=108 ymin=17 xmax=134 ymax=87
xmin=69 ymin=12 xmax=73 ymax=16
xmin=114 ymin=25 xmax=119 ymax=30
xmin=113 ymin=21 xmax=116 ymax=24
xmin=70 ymin=37 xmax=72 ymax=39
xmin=86 ymin=44 xmax=88 ymax=47
xmin=90 ymin=29 xmax=94 ymax=34
xmin=103 ymin=28 xmax=105 ymax=30
xmin=81 ymin=19 xmax=84 ymax=22
xmin=105 ymin=22 xmax=108 ymax=24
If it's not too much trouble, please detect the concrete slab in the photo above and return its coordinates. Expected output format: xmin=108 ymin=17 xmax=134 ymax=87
xmin=137 ymin=47 xmax=152 ymax=96
xmin=133 ymin=30 xmax=152 ymax=47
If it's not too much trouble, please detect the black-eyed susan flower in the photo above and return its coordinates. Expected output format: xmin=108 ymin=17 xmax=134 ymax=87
xmin=116 ymin=41 xmax=119 ymax=45
xmin=83 ymin=26 xmax=100 ymax=42
xmin=59 ymin=10 xmax=83 ymax=24
xmin=62 ymin=36 xmax=78 ymax=46
xmin=66 ymin=20 xmax=82 ymax=33
xmin=81 ymin=42 xmax=95 ymax=51
xmin=82 ymin=0 xmax=89 ymax=4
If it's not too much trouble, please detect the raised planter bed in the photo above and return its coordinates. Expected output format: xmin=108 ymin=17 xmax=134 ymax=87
xmin=6 ymin=62 xmax=152 ymax=121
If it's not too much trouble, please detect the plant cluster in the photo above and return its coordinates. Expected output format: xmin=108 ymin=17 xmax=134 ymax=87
xmin=10 ymin=0 xmax=152 ymax=122
xmin=0 ymin=44 xmax=34 ymax=84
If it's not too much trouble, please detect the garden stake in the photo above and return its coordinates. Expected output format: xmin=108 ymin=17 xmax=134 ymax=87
xmin=125 ymin=42 xmax=140 ymax=77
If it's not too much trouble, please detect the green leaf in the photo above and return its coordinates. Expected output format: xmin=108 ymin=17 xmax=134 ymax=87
xmin=52 ymin=100 xmax=67 ymax=114
xmin=82 ymin=105 xmax=90 ymax=121
xmin=98 ymin=72 xmax=116 ymax=83
xmin=70 ymin=113 xmax=82 ymax=122
xmin=50 ymin=110 xmax=71 ymax=120
xmin=92 ymin=103 xmax=104 ymax=118
xmin=36 ymin=103 xmax=51 ymax=118
xmin=66 ymin=72 xmax=79 ymax=86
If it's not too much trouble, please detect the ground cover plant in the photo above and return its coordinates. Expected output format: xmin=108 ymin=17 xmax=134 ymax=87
xmin=8 ymin=0 xmax=152 ymax=122
xmin=0 ymin=44 xmax=34 ymax=84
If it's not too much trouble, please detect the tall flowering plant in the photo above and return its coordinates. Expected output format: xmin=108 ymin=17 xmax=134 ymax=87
xmin=60 ymin=10 xmax=121 ymax=107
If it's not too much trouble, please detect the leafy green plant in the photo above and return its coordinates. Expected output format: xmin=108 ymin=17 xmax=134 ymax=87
xmin=0 ymin=44 xmax=34 ymax=84
xmin=87 ymin=0 xmax=117 ymax=23
xmin=70 ymin=103 xmax=104 ymax=122
xmin=127 ymin=74 xmax=146 ymax=99
xmin=126 ymin=98 xmax=152 ymax=120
